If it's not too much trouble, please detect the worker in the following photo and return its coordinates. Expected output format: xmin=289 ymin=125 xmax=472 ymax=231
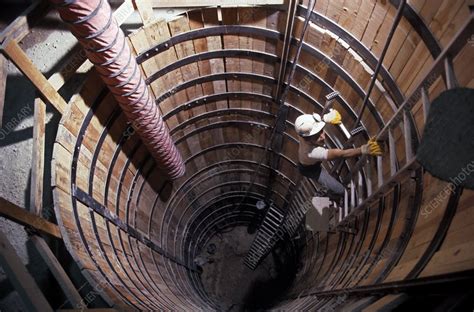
xmin=295 ymin=109 xmax=383 ymax=202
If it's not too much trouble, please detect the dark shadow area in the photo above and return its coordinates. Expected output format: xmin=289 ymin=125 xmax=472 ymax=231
xmin=197 ymin=226 xmax=299 ymax=312
xmin=0 ymin=3 xmax=32 ymax=30
xmin=241 ymin=242 xmax=299 ymax=311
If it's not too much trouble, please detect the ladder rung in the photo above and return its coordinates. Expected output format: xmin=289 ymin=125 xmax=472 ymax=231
xmin=259 ymin=227 xmax=274 ymax=236
xmin=365 ymin=160 xmax=373 ymax=197
xmin=377 ymin=156 xmax=384 ymax=187
xmin=343 ymin=189 xmax=348 ymax=219
xmin=263 ymin=218 xmax=280 ymax=228
xmin=325 ymin=91 xmax=339 ymax=101
xmin=350 ymin=179 xmax=356 ymax=209
xmin=269 ymin=207 xmax=284 ymax=218
xmin=350 ymin=125 xmax=365 ymax=136
xmin=358 ymin=171 xmax=363 ymax=205
xmin=444 ymin=57 xmax=458 ymax=89
xmin=388 ymin=129 xmax=397 ymax=176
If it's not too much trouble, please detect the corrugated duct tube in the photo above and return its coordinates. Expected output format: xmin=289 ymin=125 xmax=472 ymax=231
xmin=51 ymin=0 xmax=185 ymax=179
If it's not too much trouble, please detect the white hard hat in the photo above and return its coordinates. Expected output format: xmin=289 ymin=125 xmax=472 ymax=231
xmin=294 ymin=113 xmax=325 ymax=137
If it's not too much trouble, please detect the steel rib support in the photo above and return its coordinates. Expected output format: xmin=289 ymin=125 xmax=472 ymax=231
xmin=72 ymin=186 xmax=198 ymax=272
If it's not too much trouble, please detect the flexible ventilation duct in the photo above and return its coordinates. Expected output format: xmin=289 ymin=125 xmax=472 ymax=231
xmin=51 ymin=0 xmax=185 ymax=179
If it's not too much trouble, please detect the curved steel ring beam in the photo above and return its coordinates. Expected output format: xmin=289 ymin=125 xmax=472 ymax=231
xmin=172 ymin=119 xmax=361 ymax=186
xmin=184 ymin=197 xmax=263 ymax=242
xmin=149 ymin=49 xmax=384 ymax=128
xmin=173 ymin=120 xmax=298 ymax=145
xmin=146 ymin=49 xmax=277 ymax=84
xmin=159 ymin=142 xmax=299 ymax=220
xmin=174 ymin=141 xmax=351 ymax=209
xmin=182 ymin=142 xmax=296 ymax=169
xmin=159 ymin=71 xmax=371 ymax=134
xmin=136 ymin=23 xmax=404 ymax=105
xmin=164 ymin=181 xmax=286 ymax=246
xmin=163 ymin=91 xmax=274 ymax=120
xmin=387 ymin=0 xmax=441 ymax=57
xmin=170 ymin=168 xmax=293 ymax=243
xmin=172 ymin=166 xmax=295 ymax=212
xmin=179 ymin=194 xmax=265 ymax=246
xmin=164 ymin=160 xmax=296 ymax=213
xmin=158 ymin=180 xmax=289 ymax=242
xmin=183 ymin=202 xmax=261 ymax=253
xmin=169 ymin=106 xmax=360 ymax=150
xmin=155 ymin=70 xmax=362 ymax=125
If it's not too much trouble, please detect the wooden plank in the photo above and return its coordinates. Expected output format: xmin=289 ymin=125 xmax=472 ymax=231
xmin=0 ymin=196 xmax=62 ymax=239
xmin=30 ymin=235 xmax=84 ymax=308
xmin=1 ymin=40 xmax=66 ymax=114
xmin=47 ymin=45 xmax=90 ymax=92
xmin=361 ymin=0 xmax=388 ymax=49
xmin=351 ymin=0 xmax=376 ymax=40
xmin=187 ymin=10 xmax=218 ymax=112
xmin=202 ymin=8 xmax=227 ymax=110
xmin=0 ymin=0 xmax=50 ymax=45
xmin=30 ymin=98 xmax=46 ymax=216
xmin=222 ymin=8 xmax=241 ymax=109
xmin=0 ymin=229 xmax=53 ymax=312
xmin=134 ymin=0 xmax=155 ymax=26
xmin=238 ymin=8 xmax=257 ymax=109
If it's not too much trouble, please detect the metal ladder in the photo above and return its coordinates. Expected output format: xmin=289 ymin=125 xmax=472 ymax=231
xmin=335 ymin=13 xmax=471 ymax=226
xmin=244 ymin=206 xmax=285 ymax=270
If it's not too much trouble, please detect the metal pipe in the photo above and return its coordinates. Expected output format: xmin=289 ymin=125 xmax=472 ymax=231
xmin=274 ymin=0 xmax=298 ymax=100
xmin=50 ymin=0 xmax=185 ymax=179
xmin=330 ymin=0 xmax=406 ymax=176
xmin=352 ymin=0 xmax=407 ymax=130
xmin=279 ymin=0 xmax=317 ymax=105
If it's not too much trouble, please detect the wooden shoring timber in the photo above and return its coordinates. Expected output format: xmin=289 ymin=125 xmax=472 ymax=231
xmin=0 ymin=229 xmax=54 ymax=312
xmin=0 ymin=196 xmax=62 ymax=239
xmin=202 ymin=8 xmax=228 ymax=110
xmin=221 ymin=8 xmax=242 ymax=109
xmin=166 ymin=17 xmax=202 ymax=128
xmin=237 ymin=8 xmax=255 ymax=110
xmin=233 ymin=9 xmax=258 ymax=178
xmin=30 ymin=235 xmax=85 ymax=309
xmin=30 ymin=98 xmax=46 ymax=216
xmin=248 ymin=9 xmax=267 ymax=94
xmin=262 ymin=9 xmax=279 ymax=101
xmin=168 ymin=16 xmax=210 ymax=178
xmin=361 ymin=0 xmax=389 ymax=49
xmin=351 ymin=0 xmax=377 ymax=41
xmin=1 ymin=40 xmax=67 ymax=114
xmin=133 ymin=0 xmax=155 ymax=26
xmin=187 ymin=10 xmax=220 ymax=115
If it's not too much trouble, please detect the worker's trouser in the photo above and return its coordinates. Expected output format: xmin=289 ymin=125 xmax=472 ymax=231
xmin=298 ymin=162 xmax=345 ymax=201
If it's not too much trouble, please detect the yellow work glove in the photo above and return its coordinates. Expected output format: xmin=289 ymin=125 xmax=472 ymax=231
xmin=361 ymin=137 xmax=383 ymax=156
xmin=323 ymin=108 xmax=342 ymax=125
